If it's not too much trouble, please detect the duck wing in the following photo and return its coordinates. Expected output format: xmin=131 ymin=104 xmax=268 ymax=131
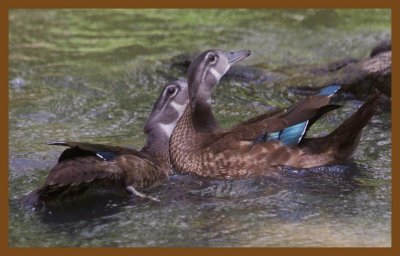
xmin=24 ymin=142 xmax=164 ymax=208
xmin=49 ymin=141 xmax=152 ymax=162
xmin=45 ymin=141 xmax=163 ymax=188
xmin=202 ymin=85 xmax=340 ymax=151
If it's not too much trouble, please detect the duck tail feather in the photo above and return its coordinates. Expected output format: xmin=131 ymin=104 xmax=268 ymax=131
xmin=300 ymin=93 xmax=383 ymax=161
xmin=20 ymin=188 xmax=45 ymax=211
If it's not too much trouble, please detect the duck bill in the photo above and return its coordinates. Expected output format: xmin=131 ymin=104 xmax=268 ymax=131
xmin=225 ymin=50 xmax=251 ymax=65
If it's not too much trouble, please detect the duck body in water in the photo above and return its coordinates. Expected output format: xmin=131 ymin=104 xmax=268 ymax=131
xmin=169 ymin=49 xmax=383 ymax=179
xmin=24 ymin=80 xmax=189 ymax=208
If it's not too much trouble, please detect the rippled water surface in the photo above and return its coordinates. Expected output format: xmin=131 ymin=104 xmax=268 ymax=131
xmin=9 ymin=9 xmax=391 ymax=247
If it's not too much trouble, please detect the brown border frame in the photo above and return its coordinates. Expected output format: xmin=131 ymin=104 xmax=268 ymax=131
xmin=1 ymin=1 xmax=398 ymax=256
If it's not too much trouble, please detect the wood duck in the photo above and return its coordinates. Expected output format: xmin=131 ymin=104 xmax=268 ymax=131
xmin=169 ymin=49 xmax=382 ymax=179
xmin=25 ymin=80 xmax=189 ymax=207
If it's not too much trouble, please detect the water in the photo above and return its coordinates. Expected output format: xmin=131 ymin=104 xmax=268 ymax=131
xmin=9 ymin=9 xmax=391 ymax=247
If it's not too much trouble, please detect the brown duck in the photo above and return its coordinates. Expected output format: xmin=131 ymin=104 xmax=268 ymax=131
xmin=170 ymin=49 xmax=382 ymax=179
xmin=25 ymin=80 xmax=189 ymax=207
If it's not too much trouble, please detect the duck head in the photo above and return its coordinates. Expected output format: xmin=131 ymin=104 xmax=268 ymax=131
xmin=142 ymin=80 xmax=189 ymax=160
xmin=187 ymin=49 xmax=251 ymax=132
xmin=188 ymin=49 xmax=251 ymax=107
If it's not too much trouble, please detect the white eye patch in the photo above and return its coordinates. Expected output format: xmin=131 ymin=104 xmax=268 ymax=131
xmin=170 ymin=101 xmax=187 ymax=113
xmin=209 ymin=67 xmax=222 ymax=81
xmin=158 ymin=99 xmax=189 ymax=137
xmin=159 ymin=122 xmax=177 ymax=138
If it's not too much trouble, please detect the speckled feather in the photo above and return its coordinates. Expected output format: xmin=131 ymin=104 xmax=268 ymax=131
xmin=170 ymin=93 xmax=382 ymax=179
xmin=170 ymin=49 xmax=380 ymax=179
xmin=170 ymin=93 xmax=379 ymax=178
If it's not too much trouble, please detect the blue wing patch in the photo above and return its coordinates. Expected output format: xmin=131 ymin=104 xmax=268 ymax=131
xmin=279 ymin=121 xmax=308 ymax=145
xmin=95 ymin=151 xmax=117 ymax=161
xmin=318 ymin=84 xmax=341 ymax=97
xmin=254 ymin=121 xmax=308 ymax=146
xmin=253 ymin=84 xmax=340 ymax=146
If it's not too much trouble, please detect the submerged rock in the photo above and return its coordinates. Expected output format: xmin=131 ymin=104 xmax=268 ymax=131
xmin=10 ymin=77 xmax=27 ymax=90
xmin=10 ymin=157 xmax=56 ymax=173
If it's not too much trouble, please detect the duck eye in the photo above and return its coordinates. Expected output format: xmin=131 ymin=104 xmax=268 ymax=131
xmin=208 ymin=55 xmax=217 ymax=64
xmin=166 ymin=86 xmax=176 ymax=96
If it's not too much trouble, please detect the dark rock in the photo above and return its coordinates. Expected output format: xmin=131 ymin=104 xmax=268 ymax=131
xmin=225 ymin=65 xmax=284 ymax=84
xmin=169 ymin=52 xmax=196 ymax=71
xmin=339 ymin=51 xmax=391 ymax=98
xmin=310 ymin=58 xmax=359 ymax=75
xmin=370 ymin=39 xmax=391 ymax=57
xmin=284 ymin=40 xmax=391 ymax=102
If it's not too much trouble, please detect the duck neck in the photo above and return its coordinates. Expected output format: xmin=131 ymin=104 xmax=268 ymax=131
xmin=170 ymin=105 xmax=202 ymax=174
xmin=141 ymin=131 xmax=170 ymax=170
xmin=191 ymin=97 xmax=218 ymax=133
xmin=188 ymin=63 xmax=219 ymax=133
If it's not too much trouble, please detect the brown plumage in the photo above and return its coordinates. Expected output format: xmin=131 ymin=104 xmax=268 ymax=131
xmin=169 ymin=49 xmax=382 ymax=179
xmin=24 ymin=80 xmax=189 ymax=208
xmin=299 ymin=93 xmax=383 ymax=164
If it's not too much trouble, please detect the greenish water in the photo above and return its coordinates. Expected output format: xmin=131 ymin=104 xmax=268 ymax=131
xmin=9 ymin=9 xmax=391 ymax=247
